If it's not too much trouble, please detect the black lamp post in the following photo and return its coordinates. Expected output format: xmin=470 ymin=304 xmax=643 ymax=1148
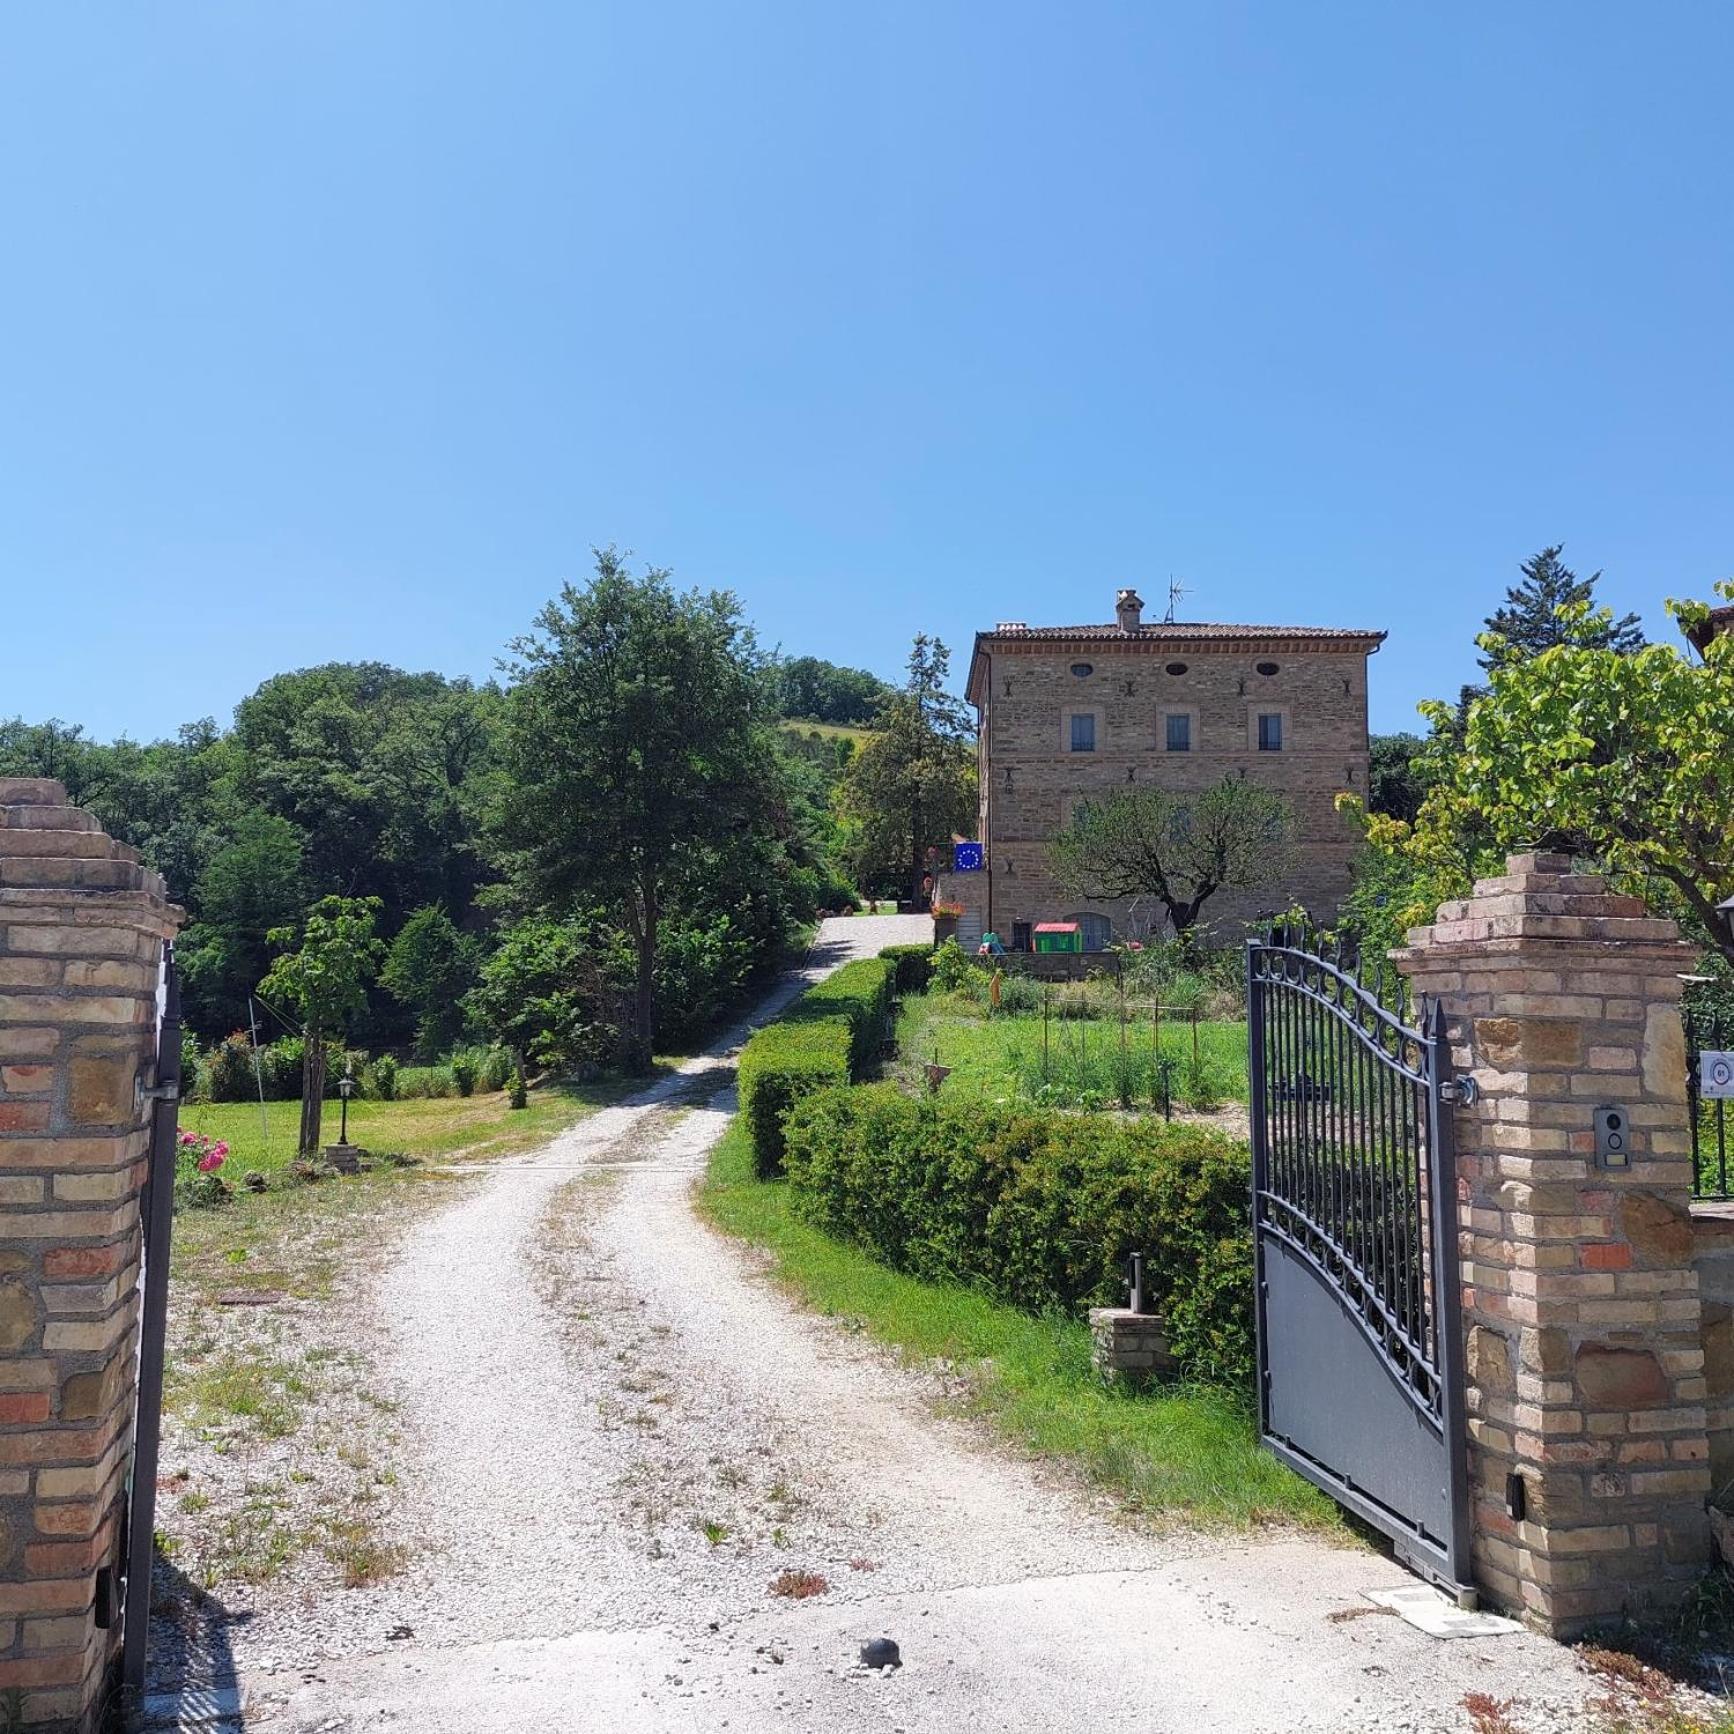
xmin=1718 ymin=894 xmax=1734 ymax=948
xmin=338 ymin=1063 xmax=356 ymax=1145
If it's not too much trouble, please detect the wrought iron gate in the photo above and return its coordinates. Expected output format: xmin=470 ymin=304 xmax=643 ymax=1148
xmin=1247 ymin=929 xmax=1471 ymax=1593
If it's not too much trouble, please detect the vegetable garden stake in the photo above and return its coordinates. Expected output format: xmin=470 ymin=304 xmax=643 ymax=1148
xmin=1043 ymin=984 xmax=1051 ymax=1080
xmin=1152 ymin=998 xmax=1162 ymax=1108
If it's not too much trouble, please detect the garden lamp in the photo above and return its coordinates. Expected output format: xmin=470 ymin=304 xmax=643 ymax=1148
xmin=1718 ymin=893 xmax=1734 ymax=946
xmin=338 ymin=1063 xmax=356 ymax=1145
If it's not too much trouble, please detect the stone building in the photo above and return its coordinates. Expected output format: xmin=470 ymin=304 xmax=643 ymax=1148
xmin=935 ymin=588 xmax=1385 ymax=951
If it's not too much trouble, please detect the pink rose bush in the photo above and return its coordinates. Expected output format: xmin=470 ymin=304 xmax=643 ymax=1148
xmin=175 ymin=1130 xmax=232 ymax=1207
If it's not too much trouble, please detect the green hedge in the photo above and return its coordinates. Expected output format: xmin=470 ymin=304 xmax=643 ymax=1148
xmin=735 ymin=955 xmax=897 ymax=1176
xmin=783 ymin=956 xmax=894 ymax=1076
xmin=738 ymin=1019 xmax=853 ymax=1177
xmin=878 ymin=942 xmax=934 ymax=995
xmin=782 ymin=1086 xmax=1254 ymax=1384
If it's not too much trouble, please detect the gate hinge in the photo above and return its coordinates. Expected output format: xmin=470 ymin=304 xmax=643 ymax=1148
xmin=136 ymin=1076 xmax=180 ymax=1108
xmin=1439 ymin=1076 xmax=1479 ymax=1106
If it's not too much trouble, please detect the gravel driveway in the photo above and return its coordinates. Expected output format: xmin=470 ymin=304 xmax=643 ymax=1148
xmin=157 ymin=917 xmax=1600 ymax=1733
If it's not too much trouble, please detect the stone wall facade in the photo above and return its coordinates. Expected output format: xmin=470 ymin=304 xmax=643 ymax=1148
xmin=1395 ymin=853 xmax=1710 ymax=1635
xmin=955 ymin=607 xmax=1382 ymax=949
xmin=0 ymin=780 xmax=180 ymax=1729
xmin=1691 ymin=1206 xmax=1734 ymax=1495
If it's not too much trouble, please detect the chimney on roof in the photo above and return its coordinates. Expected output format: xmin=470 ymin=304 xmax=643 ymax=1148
xmin=1115 ymin=588 xmax=1143 ymax=631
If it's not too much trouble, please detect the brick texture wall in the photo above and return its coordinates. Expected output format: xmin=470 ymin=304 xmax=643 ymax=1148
xmin=970 ymin=633 xmax=1375 ymax=945
xmin=0 ymin=779 xmax=180 ymax=1730
xmin=1396 ymin=852 xmax=1711 ymax=1634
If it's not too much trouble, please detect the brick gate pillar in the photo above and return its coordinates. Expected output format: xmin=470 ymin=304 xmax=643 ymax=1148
xmin=1394 ymin=852 xmax=1710 ymax=1635
xmin=0 ymin=780 xmax=180 ymax=1729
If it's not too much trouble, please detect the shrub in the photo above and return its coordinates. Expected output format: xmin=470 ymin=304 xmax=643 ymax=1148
xmin=995 ymin=972 xmax=1043 ymax=1015
xmin=878 ymin=943 xmax=934 ymax=996
xmin=931 ymin=937 xmax=979 ymax=995
xmin=259 ymin=1037 xmax=305 ymax=1100
xmin=397 ymin=1065 xmax=454 ymax=1099
xmin=509 ymin=1068 xmax=528 ymax=1110
xmin=450 ymin=1051 xmax=479 ymax=1097
xmin=174 ymin=1129 xmax=231 ymax=1210
xmin=782 ymin=1088 xmax=1254 ymax=1384
xmin=480 ymin=1047 xmax=512 ymax=1092
xmin=738 ymin=1018 xmax=853 ymax=1176
xmin=785 ymin=957 xmax=894 ymax=1075
xmin=179 ymin=1031 xmax=204 ymax=1101
xmin=369 ymin=1054 xmax=399 ymax=1101
xmin=203 ymin=1032 xmax=256 ymax=1102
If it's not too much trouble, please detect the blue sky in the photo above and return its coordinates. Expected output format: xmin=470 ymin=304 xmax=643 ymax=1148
xmin=4 ymin=2 xmax=1731 ymax=739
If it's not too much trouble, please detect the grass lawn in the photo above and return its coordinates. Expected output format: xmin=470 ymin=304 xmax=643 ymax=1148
xmin=895 ymin=991 xmax=1249 ymax=1109
xmin=698 ymin=1115 xmax=1338 ymax=1532
xmin=177 ymin=1075 xmax=649 ymax=1180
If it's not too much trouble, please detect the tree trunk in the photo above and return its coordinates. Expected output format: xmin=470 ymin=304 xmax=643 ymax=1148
xmin=628 ymin=901 xmax=657 ymax=1074
xmin=299 ymin=1025 xmax=327 ymax=1155
xmin=910 ymin=798 xmax=925 ymax=908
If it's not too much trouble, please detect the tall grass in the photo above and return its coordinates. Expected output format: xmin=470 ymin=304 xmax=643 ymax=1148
xmin=898 ymin=993 xmax=1248 ymax=1111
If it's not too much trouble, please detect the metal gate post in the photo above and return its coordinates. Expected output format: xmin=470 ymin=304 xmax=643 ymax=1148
xmin=1424 ymin=995 xmax=1474 ymax=1595
xmin=121 ymin=945 xmax=183 ymax=1696
xmin=1247 ymin=938 xmax=1271 ymax=1439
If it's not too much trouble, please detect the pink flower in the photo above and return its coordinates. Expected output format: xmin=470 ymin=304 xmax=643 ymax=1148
xmin=179 ymin=1130 xmax=197 ymax=1147
xmin=211 ymin=1141 xmax=229 ymax=1158
xmin=196 ymin=1150 xmax=224 ymax=1173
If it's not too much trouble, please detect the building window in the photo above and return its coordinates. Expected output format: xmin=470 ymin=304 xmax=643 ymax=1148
xmin=1257 ymin=712 xmax=1283 ymax=751
xmin=1069 ymin=712 xmax=1096 ymax=753
xmin=1165 ymin=661 xmax=1188 ymax=675
xmin=1255 ymin=660 xmax=1280 ymax=676
xmin=1164 ymin=712 xmax=1191 ymax=753
xmin=1070 ymin=662 xmax=1094 ymax=677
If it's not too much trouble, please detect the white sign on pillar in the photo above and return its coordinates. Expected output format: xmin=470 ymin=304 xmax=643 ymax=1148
xmin=1701 ymin=1051 xmax=1734 ymax=1100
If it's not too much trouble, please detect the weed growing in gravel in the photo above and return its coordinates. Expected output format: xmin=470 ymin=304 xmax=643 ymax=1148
xmin=1463 ymin=1696 xmax=1523 ymax=1734
xmin=324 ymin=1517 xmax=408 ymax=1588
xmin=769 ymin=1570 xmax=828 ymax=1599
xmin=165 ymin=1351 xmax=313 ymax=1442
xmin=698 ymin=1519 xmax=731 ymax=1546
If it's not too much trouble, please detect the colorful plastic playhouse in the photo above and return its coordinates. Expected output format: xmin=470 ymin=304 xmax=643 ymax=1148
xmin=1032 ymin=921 xmax=1082 ymax=955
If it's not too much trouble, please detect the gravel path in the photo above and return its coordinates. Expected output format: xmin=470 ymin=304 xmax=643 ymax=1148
xmin=153 ymin=917 xmax=1603 ymax=1733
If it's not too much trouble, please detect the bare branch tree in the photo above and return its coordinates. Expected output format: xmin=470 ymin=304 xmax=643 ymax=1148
xmin=1049 ymin=779 xmax=1294 ymax=942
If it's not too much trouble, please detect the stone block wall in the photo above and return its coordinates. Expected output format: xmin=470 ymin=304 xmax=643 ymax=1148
xmin=969 ymin=633 xmax=1377 ymax=945
xmin=1691 ymin=1206 xmax=1734 ymax=1496
xmin=1395 ymin=852 xmax=1710 ymax=1635
xmin=0 ymin=780 xmax=180 ymax=1729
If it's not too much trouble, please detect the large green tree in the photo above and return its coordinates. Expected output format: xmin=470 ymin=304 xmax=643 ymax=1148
xmin=177 ymin=811 xmax=306 ymax=1035
xmin=836 ymin=636 xmax=975 ymax=903
xmin=381 ymin=904 xmax=479 ymax=1057
xmin=259 ymin=896 xmax=384 ymax=1153
xmin=771 ymin=655 xmax=893 ymax=726
xmin=1050 ymin=779 xmax=1295 ymax=943
xmin=1480 ymin=546 xmax=1646 ymax=670
xmin=494 ymin=549 xmax=778 ymax=1069
xmin=1344 ymin=590 xmax=1734 ymax=967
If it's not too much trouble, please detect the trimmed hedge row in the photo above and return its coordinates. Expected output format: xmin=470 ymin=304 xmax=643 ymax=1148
xmin=737 ymin=949 xmax=923 ymax=1176
xmin=784 ymin=956 xmax=895 ymax=1075
xmin=738 ymin=1019 xmax=853 ymax=1176
xmin=878 ymin=943 xmax=935 ymax=996
xmin=781 ymin=1086 xmax=1254 ymax=1384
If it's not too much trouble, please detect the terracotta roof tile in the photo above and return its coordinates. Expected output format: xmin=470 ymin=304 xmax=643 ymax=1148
xmin=983 ymin=621 xmax=1384 ymax=643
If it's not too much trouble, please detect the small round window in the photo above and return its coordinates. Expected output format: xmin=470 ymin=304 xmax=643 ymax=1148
xmin=1070 ymin=662 xmax=1093 ymax=677
xmin=1255 ymin=660 xmax=1280 ymax=676
xmin=1164 ymin=661 xmax=1188 ymax=676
